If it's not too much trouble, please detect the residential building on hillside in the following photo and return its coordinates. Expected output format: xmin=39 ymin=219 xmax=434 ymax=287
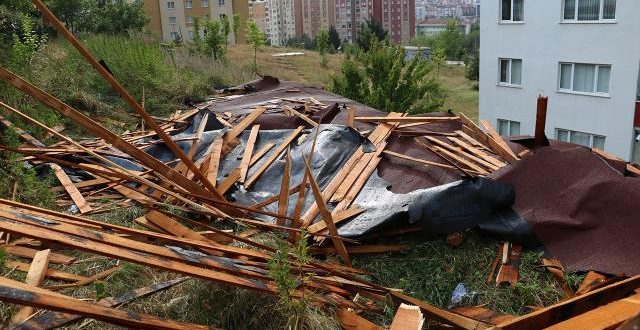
xmin=301 ymin=0 xmax=335 ymax=39
xmin=480 ymin=0 xmax=640 ymax=162
xmin=142 ymin=0 xmax=248 ymax=43
xmin=416 ymin=18 xmax=467 ymax=36
xmin=335 ymin=0 xmax=415 ymax=45
xmin=249 ymin=0 xmax=267 ymax=32
xmin=264 ymin=0 xmax=297 ymax=46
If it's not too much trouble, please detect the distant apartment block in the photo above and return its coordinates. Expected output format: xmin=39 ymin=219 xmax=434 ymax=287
xmin=480 ymin=0 xmax=640 ymax=162
xmin=264 ymin=0 xmax=297 ymax=46
xmin=249 ymin=0 xmax=267 ymax=32
xmin=142 ymin=0 xmax=248 ymax=43
xmin=416 ymin=18 xmax=467 ymax=36
xmin=301 ymin=0 xmax=335 ymax=39
xmin=335 ymin=0 xmax=415 ymax=45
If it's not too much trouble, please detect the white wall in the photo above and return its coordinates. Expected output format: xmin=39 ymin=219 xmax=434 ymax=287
xmin=480 ymin=0 xmax=640 ymax=160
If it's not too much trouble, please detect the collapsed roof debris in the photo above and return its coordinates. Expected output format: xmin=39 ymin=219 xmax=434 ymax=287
xmin=0 ymin=1 xmax=639 ymax=328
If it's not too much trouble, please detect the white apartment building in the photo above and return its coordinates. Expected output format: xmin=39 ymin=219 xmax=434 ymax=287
xmin=480 ymin=0 xmax=640 ymax=163
xmin=264 ymin=0 xmax=297 ymax=46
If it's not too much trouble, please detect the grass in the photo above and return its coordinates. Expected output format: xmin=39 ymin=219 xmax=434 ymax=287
xmin=354 ymin=232 xmax=570 ymax=326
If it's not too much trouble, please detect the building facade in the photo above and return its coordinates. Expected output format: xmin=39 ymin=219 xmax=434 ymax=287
xmin=480 ymin=0 xmax=640 ymax=162
xmin=249 ymin=0 xmax=267 ymax=32
xmin=335 ymin=0 xmax=415 ymax=45
xmin=143 ymin=0 xmax=247 ymax=43
xmin=264 ymin=0 xmax=297 ymax=46
xmin=301 ymin=0 xmax=335 ymax=39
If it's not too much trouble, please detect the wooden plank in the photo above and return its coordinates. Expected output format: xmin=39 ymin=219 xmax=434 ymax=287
xmin=0 ymin=276 xmax=210 ymax=330
xmin=576 ymin=271 xmax=608 ymax=295
xmin=10 ymin=249 xmax=51 ymax=325
xmin=239 ymin=124 xmax=260 ymax=183
xmin=250 ymin=184 xmax=302 ymax=209
xmin=303 ymin=156 xmax=351 ymax=267
xmin=15 ymin=277 xmax=188 ymax=330
xmin=276 ymin=147 xmax=292 ymax=225
xmin=424 ymin=136 xmax=499 ymax=171
xmin=382 ymin=150 xmax=467 ymax=171
xmin=244 ymin=126 xmax=304 ymax=188
xmin=3 ymin=245 xmax=74 ymax=265
xmin=223 ymin=107 xmax=268 ymax=150
xmin=479 ymin=118 xmax=520 ymax=162
xmin=459 ymin=114 xmax=519 ymax=162
xmin=204 ymin=136 xmax=224 ymax=187
xmin=347 ymin=107 xmax=355 ymax=128
xmin=496 ymin=275 xmax=640 ymax=330
xmin=432 ymin=144 xmax=489 ymax=174
xmin=5 ymin=260 xmax=89 ymax=283
xmin=46 ymin=265 xmax=122 ymax=291
xmin=391 ymin=303 xmax=424 ymax=330
xmin=390 ymin=291 xmax=489 ymax=329
xmin=145 ymin=209 xmax=231 ymax=248
xmin=0 ymin=218 xmax=281 ymax=294
xmin=450 ymin=306 xmax=516 ymax=325
xmin=250 ymin=142 xmax=275 ymax=164
xmin=50 ymin=164 xmax=92 ymax=213
xmin=307 ymin=207 xmax=365 ymax=234
xmin=542 ymin=258 xmax=574 ymax=298
xmin=283 ymin=105 xmax=318 ymax=127
xmin=448 ymin=136 xmax=507 ymax=168
xmin=337 ymin=309 xmax=383 ymax=330
xmin=546 ymin=293 xmax=640 ymax=330
xmin=354 ymin=116 xmax=459 ymax=123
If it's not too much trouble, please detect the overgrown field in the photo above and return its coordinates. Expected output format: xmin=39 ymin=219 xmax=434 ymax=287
xmin=0 ymin=34 xmax=564 ymax=329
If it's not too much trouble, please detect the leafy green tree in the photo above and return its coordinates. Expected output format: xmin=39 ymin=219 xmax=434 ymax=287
xmin=316 ymin=29 xmax=330 ymax=68
xmin=92 ymin=0 xmax=148 ymax=35
xmin=204 ymin=19 xmax=225 ymax=60
xmin=440 ymin=20 xmax=464 ymax=60
xmin=356 ymin=19 xmax=387 ymax=52
xmin=232 ymin=13 xmax=241 ymax=43
xmin=463 ymin=23 xmax=480 ymax=55
xmin=465 ymin=53 xmax=479 ymax=81
xmin=45 ymin=0 xmax=92 ymax=32
xmin=220 ymin=14 xmax=231 ymax=47
xmin=328 ymin=25 xmax=341 ymax=51
xmin=329 ymin=40 xmax=445 ymax=114
xmin=192 ymin=17 xmax=203 ymax=52
xmin=430 ymin=47 xmax=446 ymax=79
xmin=246 ymin=19 xmax=266 ymax=71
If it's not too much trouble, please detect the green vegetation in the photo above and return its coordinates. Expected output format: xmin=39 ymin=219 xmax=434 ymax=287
xmin=356 ymin=19 xmax=388 ymax=52
xmin=246 ymin=19 xmax=267 ymax=72
xmin=316 ymin=29 xmax=330 ymax=68
xmin=354 ymin=232 xmax=572 ymax=326
xmin=204 ymin=19 xmax=225 ymax=60
xmin=329 ymin=40 xmax=445 ymax=114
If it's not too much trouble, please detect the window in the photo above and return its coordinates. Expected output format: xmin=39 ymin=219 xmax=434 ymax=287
xmin=559 ymin=63 xmax=611 ymax=94
xmin=563 ymin=0 xmax=616 ymax=21
xmin=168 ymin=16 xmax=177 ymax=27
xmin=556 ymin=129 xmax=606 ymax=149
xmin=498 ymin=119 xmax=521 ymax=136
xmin=202 ymin=0 xmax=209 ymax=7
xmin=188 ymin=31 xmax=194 ymax=38
xmin=499 ymin=58 xmax=522 ymax=86
xmin=185 ymin=0 xmax=192 ymax=8
xmin=186 ymin=16 xmax=194 ymax=24
xmin=501 ymin=0 xmax=524 ymax=22
xmin=218 ymin=0 xmax=225 ymax=5
xmin=167 ymin=1 xmax=175 ymax=9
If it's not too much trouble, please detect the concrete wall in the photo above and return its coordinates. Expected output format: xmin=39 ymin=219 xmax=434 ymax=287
xmin=480 ymin=0 xmax=640 ymax=160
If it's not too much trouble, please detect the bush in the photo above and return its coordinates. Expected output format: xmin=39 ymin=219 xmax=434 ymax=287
xmin=329 ymin=40 xmax=445 ymax=114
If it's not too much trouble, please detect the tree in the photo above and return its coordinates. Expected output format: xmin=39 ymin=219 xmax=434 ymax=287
xmin=192 ymin=17 xmax=203 ymax=52
xmin=232 ymin=13 xmax=241 ymax=43
xmin=316 ymin=29 xmax=330 ymax=68
xmin=329 ymin=40 xmax=445 ymax=114
xmin=356 ymin=19 xmax=387 ymax=52
xmin=92 ymin=0 xmax=148 ymax=35
xmin=246 ymin=19 xmax=266 ymax=72
xmin=220 ymin=14 xmax=230 ymax=47
xmin=328 ymin=26 xmax=341 ymax=52
xmin=440 ymin=20 xmax=464 ymax=60
xmin=465 ymin=53 xmax=479 ymax=81
xmin=204 ymin=19 xmax=225 ymax=60
xmin=431 ymin=47 xmax=446 ymax=79
xmin=46 ymin=0 xmax=93 ymax=33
